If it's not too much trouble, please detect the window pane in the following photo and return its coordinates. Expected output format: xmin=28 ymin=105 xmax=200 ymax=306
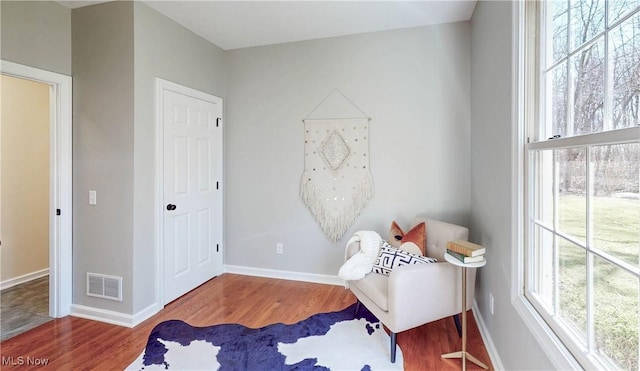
xmin=549 ymin=0 xmax=569 ymax=64
xmin=558 ymin=237 xmax=587 ymax=339
xmin=532 ymin=224 xmax=556 ymax=312
xmin=530 ymin=2 xmax=640 ymax=370
xmin=571 ymin=37 xmax=605 ymax=136
xmin=546 ymin=62 xmax=568 ymax=139
xmin=594 ymin=255 xmax=639 ymax=370
xmin=570 ymin=0 xmax=606 ymax=50
xmin=608 ymin=0 xmax=640 ymax=25
xmin=609 ymin=12 xmax=640 ymax=130
xmin=532 ymin=150 xmax=555 ymax=226
xmin=592 ymin=143 xmax=640 ymax=265
xmin=557 ymin=148 xmax=587 ymax=243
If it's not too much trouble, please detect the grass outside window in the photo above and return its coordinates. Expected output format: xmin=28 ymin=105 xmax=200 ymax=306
xmin=555 ymin=194 xmax=639 ymax=370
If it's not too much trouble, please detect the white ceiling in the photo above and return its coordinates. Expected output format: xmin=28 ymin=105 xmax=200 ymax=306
xmin=57 ymin=1 xmax=477 ymax=50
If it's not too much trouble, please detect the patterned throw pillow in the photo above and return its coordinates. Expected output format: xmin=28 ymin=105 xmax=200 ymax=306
xmin=372 ymin=242 xmax=437 ymax=276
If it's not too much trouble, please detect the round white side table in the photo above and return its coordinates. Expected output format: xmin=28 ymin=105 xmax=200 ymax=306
xmin=442 ymin=252 xmax=488 ymax=371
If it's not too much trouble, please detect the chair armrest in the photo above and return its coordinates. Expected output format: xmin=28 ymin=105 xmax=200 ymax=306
xmin=386 ymin=261 xmax=476 ymax=333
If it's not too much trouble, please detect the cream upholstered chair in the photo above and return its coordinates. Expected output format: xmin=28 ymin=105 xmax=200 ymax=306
xmin=344 ymin=218 xmax=477 ymax=363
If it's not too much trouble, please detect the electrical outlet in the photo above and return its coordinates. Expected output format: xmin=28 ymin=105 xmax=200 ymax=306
xmin=489 ymin=293 xmax=495 ymax=315
xmin=276 ymin=243 xmax=284 ymax=254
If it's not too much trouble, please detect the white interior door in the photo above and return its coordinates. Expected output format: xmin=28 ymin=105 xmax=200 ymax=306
xmin=162 ymin=83 xmax=222 ymax=305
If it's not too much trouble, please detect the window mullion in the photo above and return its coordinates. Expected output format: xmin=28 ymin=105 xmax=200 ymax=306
xmin=538 ymin=1 xmax=548 ymax=143
xmin=603 ymin=0 xmax=612 ymax=133
xmin=565 ymin=0 xmax=573 ymax=139
xmin=585 ymin=146 xmax=595 ymax=355
xmin=566 ymin=46 xmax=574 ymax=138
xmin=553 ymin=148 xmax=559 ymax=316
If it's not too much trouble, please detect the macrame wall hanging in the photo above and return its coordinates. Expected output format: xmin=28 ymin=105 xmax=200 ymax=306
xmin=301 ymin=90 xmax=374 ymax=242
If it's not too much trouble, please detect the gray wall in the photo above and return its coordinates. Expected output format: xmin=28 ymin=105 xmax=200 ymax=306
xmin=132 ymin=2 xmax=226 ymax=313
xmin=224 ymin=23 xmax=471 ymax=275
xmin=469 ymin=1 xmax=554 ymax=369
xmin=72 ymin=1 xmax=135 ymax=313
xmin=0 ymin=1 xmax=71 ymax=75
xmin=71 ymin=1 xmax=226 ymax=315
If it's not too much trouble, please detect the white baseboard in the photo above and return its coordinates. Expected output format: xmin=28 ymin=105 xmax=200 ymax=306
xmin=224 ymin=265 xmax=344 ymax=286
xmin=132 ymin=303 xmax=161 ymax=326
xmin=0 ymin=268 xmax=49 ymax=291
xmin=70 ymin=302 xmax=160 ymax=328
xmin=473 ymin=300 xmax=505 ymax=370
xmin=70 ymin=304 xmax=135 ymax=327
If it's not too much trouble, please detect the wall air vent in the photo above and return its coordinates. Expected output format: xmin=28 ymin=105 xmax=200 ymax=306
xmin=86 ymin=273 xmax=123 ymax=301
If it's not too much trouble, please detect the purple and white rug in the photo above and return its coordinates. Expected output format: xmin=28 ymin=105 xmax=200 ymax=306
xmin=126 ymin=303 xmax=403 ymax=370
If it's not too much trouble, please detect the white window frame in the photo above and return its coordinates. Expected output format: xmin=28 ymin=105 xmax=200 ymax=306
xmin=512 ymin=2 xmax=640 ymax=370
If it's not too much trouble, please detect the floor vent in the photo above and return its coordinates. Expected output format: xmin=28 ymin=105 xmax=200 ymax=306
xmin=86 ymin=273 xmax=122 ymax=301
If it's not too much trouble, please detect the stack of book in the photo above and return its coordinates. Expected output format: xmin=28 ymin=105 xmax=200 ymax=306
xmin=446 ymin=240 xmax=485 ymax=263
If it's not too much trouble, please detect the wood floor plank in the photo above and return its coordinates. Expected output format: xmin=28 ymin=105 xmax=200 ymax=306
xmin=0 ymin=274 xmax=493 ymax=370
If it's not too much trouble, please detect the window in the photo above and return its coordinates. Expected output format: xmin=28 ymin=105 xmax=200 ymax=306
xmin=524 ymin=1 xmax=639 ymax=370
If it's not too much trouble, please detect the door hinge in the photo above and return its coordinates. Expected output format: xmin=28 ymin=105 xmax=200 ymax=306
xmin=56 ymin=208 xmax=61 ymax=216
xmin=216 ymin=181 xmax=219 ymax=190
xmin=216 ymin=244 xmax=220 ymax=252
xmin=216 ymin=118 xmax=221 ymax=127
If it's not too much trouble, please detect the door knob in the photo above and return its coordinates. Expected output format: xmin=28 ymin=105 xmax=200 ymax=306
xmin=166 ymin=204 xmax=177 ymax=211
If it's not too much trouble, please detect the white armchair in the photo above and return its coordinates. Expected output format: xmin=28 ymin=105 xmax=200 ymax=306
xmin=344 ymin=218 xmax=477 ymax=363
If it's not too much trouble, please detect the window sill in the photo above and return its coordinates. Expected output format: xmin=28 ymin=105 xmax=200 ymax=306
xmin=511 ymin=293 xmax=583 ymax=370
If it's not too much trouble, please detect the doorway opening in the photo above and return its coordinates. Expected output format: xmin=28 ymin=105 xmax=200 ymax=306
xmin=0 ymin=75 xmax=52 ymax=340
xmin=0 ymin=61 xmax=72 ymax=336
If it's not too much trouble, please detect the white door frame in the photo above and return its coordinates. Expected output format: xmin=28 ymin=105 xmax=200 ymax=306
xmin=0 ymin=60 xmax=73 ymax=317
xmin=154 ymin=78 xmax=223 ymax=307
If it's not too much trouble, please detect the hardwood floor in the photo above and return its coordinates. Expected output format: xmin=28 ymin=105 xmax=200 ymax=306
xmin=0 ymin=274 xmax=493 ymax=370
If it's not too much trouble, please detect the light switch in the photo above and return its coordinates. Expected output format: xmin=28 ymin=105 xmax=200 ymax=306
xmin=89 ymin=190 xmax=97 ymax=205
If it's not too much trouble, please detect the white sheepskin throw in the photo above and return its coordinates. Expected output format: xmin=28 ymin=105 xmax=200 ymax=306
xmin=300 ymin=118 xmax=374 ymax=242
xmin=338 ymin=231 xmax=382 ymax=281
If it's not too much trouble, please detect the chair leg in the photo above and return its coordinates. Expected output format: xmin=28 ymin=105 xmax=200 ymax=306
xmin=390 ymin=332 xmax=397 ymax=363
xmin=453 ymin=313 xmax=462 ymax=338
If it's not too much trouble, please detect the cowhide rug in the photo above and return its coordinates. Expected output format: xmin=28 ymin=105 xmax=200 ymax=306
xmin=126 ymin=303 xmax=403 ymax=370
